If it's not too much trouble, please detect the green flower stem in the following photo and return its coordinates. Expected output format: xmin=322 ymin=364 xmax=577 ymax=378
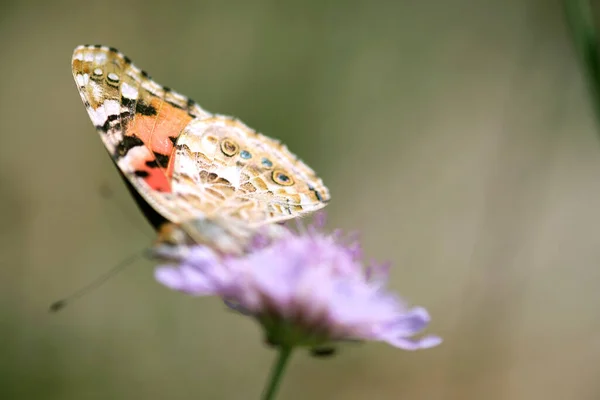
xmin=565 ymin=0 xmax=600 ymax=125
xmin=261 ymin=346 xmax=294 ymax=400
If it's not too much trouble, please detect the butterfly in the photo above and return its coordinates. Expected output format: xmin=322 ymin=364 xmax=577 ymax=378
xmin=72 ymin=45 xmax=330 ymax=255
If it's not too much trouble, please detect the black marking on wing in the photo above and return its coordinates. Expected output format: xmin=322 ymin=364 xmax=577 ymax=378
xmin=314 ymin=187 xmax=326 ymax=202
xmin=153 ymin=152 xmax=170 ymax=168
xmin=122 ymin=96 xmax=135 ymax=108
xmin=186 ymin=98 xmax=199 ymax=117
xmin=145 ymin=160 xmax=159 ymax=168
xmin=307 ymin=183 xmax=328 ymax=203
xmin=166 ymin=100 xmax=187 ymax=110
xmin=135 ymin=101 xmax=157 ymax=116
xmin=115 ymin=135 xmax=144 ymax=158
xmin=100 ymin=112 xmax=132 ymax=133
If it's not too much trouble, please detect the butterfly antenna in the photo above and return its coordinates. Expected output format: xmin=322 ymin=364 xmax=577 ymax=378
xmin=49 ymin=249 xmax=148 ymax=313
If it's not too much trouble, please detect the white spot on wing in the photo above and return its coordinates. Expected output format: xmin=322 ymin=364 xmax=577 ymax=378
xmin=165 ymin=90 xmax=188 ymax=108
xmin=174 ymin=155 xmax=198 ymax=180
xmin=143 ymin=80 xmax=164 ymax=96
xmin=89 ymin=105 xmax=107 ymax=125
xmin=76 ymin=73 xmax=89 ymax=87
xmin=130 ymin=65 xmax=142 ymax=75
xmin=121 ymin=82 xmax=139 ymax=99
xmin=91 ymin=82 xmax=103 ymax=101
xmin=103 ymin=99 xmax=120 ymax=116
xmin=117 ymin=146 xmax=149 ymax=173
xmin=218 ymin=165 xmax=241 ymax=189
xmin=94 ymin=53 xmax=107 ymax=64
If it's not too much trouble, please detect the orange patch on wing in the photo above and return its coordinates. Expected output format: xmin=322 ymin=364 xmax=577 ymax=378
xmin=144 ymin=166 xmax=172 ymax=192
xmin=152 ymin=100 xmax=192 ymax=153
xmin=127 ymin=147 xmax=172 ymax=192
xmin=133 ymin=99 xmax=192 ymax=155
xmin=125 ymin=99 xmax=194 ymax=192
xmin=72 ymin=59 xmax=87 ymax=73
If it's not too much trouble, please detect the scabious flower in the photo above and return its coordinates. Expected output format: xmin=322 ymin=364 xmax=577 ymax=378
xmin=155 ymin=216 xmax=441 ymax=352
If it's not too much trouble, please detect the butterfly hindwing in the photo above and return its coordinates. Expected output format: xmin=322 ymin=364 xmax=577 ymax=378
xmin=171 ymin=117 xmax=330 ymax=226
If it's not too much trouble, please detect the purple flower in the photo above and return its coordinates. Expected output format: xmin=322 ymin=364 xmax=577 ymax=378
xmin=155 ymin=218 xmax=441 ymax=351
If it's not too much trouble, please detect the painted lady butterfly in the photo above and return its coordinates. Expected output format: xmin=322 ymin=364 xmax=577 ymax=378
xmin=72 ymin=45 xmax=330 ymax=255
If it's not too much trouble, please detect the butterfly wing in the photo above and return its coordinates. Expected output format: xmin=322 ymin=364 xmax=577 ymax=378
xmin=72 ymin=45 xmax=211 ymax=224
xmin=73 ymin=45 xmax=330 ymax=233
xmin=171 ymin=116 xmax=330 ymax=227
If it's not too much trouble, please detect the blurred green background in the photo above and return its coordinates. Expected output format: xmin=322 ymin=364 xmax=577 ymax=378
xmin=2 ymin=0 xmax=600 ymax=399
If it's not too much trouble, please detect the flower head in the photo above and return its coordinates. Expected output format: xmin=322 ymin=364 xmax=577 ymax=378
xmin=155 ymin=216 xmax=441 ymax=351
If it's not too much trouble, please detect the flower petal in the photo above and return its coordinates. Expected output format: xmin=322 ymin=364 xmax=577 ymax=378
xmin=387 ymin=335 xmax=443 ymax=350
xmin=155 ymin=265 xmax=214 ymax=295
xmin=383 ymin=306 xmax=431 ymax=336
